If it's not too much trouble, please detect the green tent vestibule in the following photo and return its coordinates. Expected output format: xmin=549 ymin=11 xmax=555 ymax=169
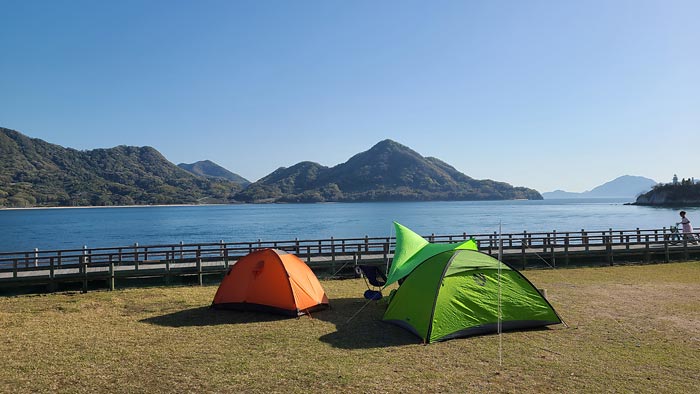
xmin=383 ymin=223 xmax=563 ymax=343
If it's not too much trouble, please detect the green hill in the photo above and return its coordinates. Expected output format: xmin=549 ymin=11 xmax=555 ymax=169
xmin=235 ymin=139 xmax=542 ymax=202
xmin=0 ymin=129 xmax=542 ymax=207
xmin=0 ymin=128 xmax=242 ymax=207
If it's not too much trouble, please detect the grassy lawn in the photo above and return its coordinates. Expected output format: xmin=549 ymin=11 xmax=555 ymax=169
xmin=1 ymin=262 xmax=698 ymax=393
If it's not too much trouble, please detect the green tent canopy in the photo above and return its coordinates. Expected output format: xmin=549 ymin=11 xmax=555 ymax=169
xmin=385 ymin=222 xmax=477 ymax=287
xmin=383 ymin=223 xmax=562 ymax=343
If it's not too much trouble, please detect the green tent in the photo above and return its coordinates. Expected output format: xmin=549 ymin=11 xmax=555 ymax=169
xmin=383 ymin=223 xmax=562 ymax=343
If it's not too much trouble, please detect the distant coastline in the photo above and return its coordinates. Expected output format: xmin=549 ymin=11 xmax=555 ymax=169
xmin=1 ymin=128 xmax=541 ymax=209
xmin=1 ymin=197 xmax=638 ymax=211
xmin=0 ymin=203 xmax=229 ymax=211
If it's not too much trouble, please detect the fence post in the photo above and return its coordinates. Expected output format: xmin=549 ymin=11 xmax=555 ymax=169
xmin=521 ymin=237 xmax=526 ymax=270
xmin=13 ymin=259 xmax=18 ymax=278
xmin=133 ymin=243 xmax=139 ymax=271
xmin=330 ymin=237 xmax=336 ymax=264
xmin=364 ymin=235 xmax=369 ymax=252
xmin=49 ymin=257 xmax=55 ymax=291
xmin=165 ymin=256 xmax=171 ymax=286
xmin=109 ymin=254 xmax=115 ymax=291
xmin=197 ymin=246 xmax=202 ymax=286
xmin=644 ymin=235 xmax=650 ymax=263
xmin=550 ymin=232 xmax=556 ymax=267
xmin=81 ymin=253 xmax=88 ymax=293
xmin=34 ymin=248 xmax=39 ymax=267
xmin=223 ymin=247 xmax=229 ymax=270
xmin=383 ymin=238 xmax=389 ymax=267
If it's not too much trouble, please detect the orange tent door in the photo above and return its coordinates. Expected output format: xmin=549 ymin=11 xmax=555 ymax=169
xmin=281 ymin=253 xmax=330 ymax=312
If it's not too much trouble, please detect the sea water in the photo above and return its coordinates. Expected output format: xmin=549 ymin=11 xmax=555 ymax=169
xmin=0 ymin=199 xmax=695 ymax=252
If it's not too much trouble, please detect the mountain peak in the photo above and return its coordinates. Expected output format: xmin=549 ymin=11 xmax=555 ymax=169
xmin=178 ymin=160 xmax=250 ymax=185
xmin=236 ymin=139 xmax=542 ymax=202
xmin=367 ymin=139 xmax=412 ymax=153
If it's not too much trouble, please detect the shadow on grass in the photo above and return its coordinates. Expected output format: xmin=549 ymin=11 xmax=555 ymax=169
xmin=139 ymin=296 xmax=418 ymax=349
xmin=140 ymin=306 xmax=289 ymax=327
xmin=313 ymin=297 xmax=419 ymax=349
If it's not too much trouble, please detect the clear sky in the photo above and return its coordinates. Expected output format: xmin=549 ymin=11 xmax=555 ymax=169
xmin=1 ymin=0 xmax=698 ymax=193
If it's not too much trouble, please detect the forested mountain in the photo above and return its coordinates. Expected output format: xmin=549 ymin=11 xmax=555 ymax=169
xmin=235 ymin=139 xmax=542 ymax=202
xmin=178 ymin=160 xmax=250 ymax=186
xmin=0 ymin=128 xmax=242 ymax=207
xmin=1 ymin=129 xmax=542 ymax=207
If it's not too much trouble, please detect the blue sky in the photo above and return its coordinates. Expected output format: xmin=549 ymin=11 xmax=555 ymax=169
xmin=1 ymin=0 xmax=698 ymax=192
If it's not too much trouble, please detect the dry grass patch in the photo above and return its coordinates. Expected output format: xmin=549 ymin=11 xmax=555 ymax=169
xmin=1 ymin=262 xmax=698 ymax=393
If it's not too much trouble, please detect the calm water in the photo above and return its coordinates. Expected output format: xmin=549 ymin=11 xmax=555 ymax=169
xmin=1 ymin=199 xmax=696 ymax=252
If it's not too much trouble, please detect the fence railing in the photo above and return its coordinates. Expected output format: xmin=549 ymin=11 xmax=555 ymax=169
xmin=2 ymin=226 xmax=697 ymax=272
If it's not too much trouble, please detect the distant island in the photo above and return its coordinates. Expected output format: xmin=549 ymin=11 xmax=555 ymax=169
xmin=633 ymin=178 xmax=700 ymax=206
xmin=542 ymin=175 xmax=657 ymax=199
xmin=0 ymin=127 xmax=541 ymax=208
xmin=235 ymin=139 xmax=541 ymax=203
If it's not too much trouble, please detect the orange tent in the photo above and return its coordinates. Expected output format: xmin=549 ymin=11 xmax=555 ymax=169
xmin=212 ymin=249 xmax=329 ymax=316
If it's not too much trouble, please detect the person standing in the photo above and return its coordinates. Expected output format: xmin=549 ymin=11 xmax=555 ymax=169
xmin=678 ymin=211 xmax=697 ymax=244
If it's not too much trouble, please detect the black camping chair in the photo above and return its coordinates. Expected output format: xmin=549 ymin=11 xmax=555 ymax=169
xmin=355 ymin=265 xmax=387 ymax=300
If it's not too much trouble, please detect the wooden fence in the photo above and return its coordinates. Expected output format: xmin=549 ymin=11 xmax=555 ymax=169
xmin=1 ymin=226 xmax=698 ymax=293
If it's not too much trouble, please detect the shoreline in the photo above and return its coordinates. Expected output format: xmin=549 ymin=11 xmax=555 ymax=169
xmin=0 ymin=203 xmax=229 ymax=211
